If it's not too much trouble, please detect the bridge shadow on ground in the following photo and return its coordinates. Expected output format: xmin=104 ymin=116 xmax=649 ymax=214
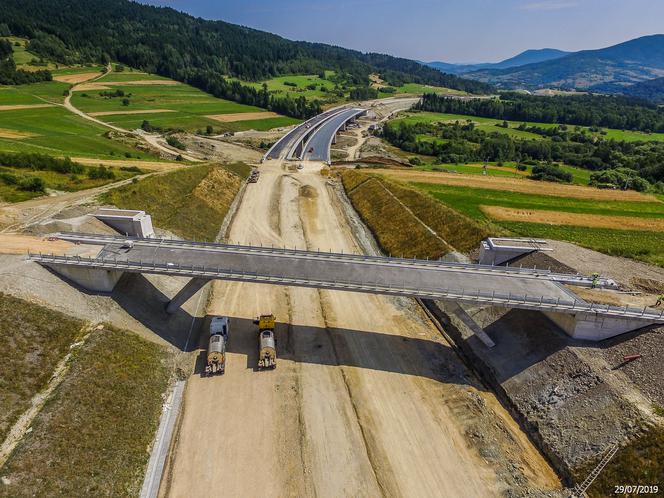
xmin=111 ymin=273 xmax=204 ymax=351
xmin=192 ymin=314 xmax=481 ymax=389
xmin=436 ymin=305 xmax=661 ymax=384
xmin=103 ymin=274 xmax=481 ymax=387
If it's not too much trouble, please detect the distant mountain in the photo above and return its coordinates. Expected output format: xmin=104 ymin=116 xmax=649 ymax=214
xmin=622 ymin=77 xmax=664 ymax=103
xmin=424 ymin=48 xmax=569 ymax=75
xmin=465 ymin=35 xmax=664 ymax=90
xmin=491 ymin=49 xmax=570 ymax=70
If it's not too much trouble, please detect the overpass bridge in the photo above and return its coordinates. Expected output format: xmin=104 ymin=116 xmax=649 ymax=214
xmin=30 ymin=232 xmax=664 ymax=341
xmin=263 ymin=107 xmax=366 ymax=163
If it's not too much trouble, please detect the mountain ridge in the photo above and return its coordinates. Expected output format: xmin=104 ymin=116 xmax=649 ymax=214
xmin=464 ymin=34 xmax=664 ymax=90
xmin=424 ymin=48 xmax=570 ymax=74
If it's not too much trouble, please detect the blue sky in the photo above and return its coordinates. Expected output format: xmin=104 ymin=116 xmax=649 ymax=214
xmin=139 ymin=0 xmax=664 ymax=63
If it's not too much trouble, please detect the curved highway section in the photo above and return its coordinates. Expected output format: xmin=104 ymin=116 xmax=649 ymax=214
xmin=263 ymin=107 xmax=347 ymax=161
xmin=263 ymin=107 xmax=366 ymax=162
xmin=303 ymin=108 xmax=365 ymax=163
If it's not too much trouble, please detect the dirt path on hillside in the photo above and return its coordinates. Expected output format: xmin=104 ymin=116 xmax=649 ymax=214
xmin=60 ymin=65 xmax=201 ymax=162
xmin=164 ymin=160 xmax=560 ymax=497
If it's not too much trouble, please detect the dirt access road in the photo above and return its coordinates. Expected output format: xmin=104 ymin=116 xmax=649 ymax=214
xmin=164 ymin=160 xmax=559 ymax=497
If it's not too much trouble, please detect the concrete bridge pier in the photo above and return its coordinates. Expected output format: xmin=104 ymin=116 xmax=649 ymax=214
xmin=166 ymin=277 xmax=210 ymax=314
xmin=45 ymin=264 xmax=123 ymax=293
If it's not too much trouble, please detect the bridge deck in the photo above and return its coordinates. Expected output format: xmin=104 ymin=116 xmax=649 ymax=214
xmin=30 ymin=233 xmax=664 ymax=322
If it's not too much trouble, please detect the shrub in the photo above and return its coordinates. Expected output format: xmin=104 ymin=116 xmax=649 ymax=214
xmin=529 ymin=163 xmax=572 ymax=183
xmin=87 ymin=165 xmax=115 ymax=180
xmin=18 ymin=177 xmax=46 ymax=192
xmin=408 ymin=156 xmax=422 ymax=166
xmin=166 ymin=136 xmax=187 ymax=151
xmin=589 ymin=168 xmax=651 ymax=192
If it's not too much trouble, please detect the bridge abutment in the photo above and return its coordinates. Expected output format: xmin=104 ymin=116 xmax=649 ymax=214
xmin=46 ymin=264 xmax=124 ymax=293
xmin=544 ymin=311 xmax=656 ymax=340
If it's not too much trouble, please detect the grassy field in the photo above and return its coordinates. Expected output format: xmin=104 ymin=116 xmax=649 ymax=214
xmin=0 ymin=164 xmax=139 ymax=203
xmin=341 ymin=169 xmax=488 ymax=258
xmin=0 ymin=293 xmax=85 ymax=444
xmin=579 ymin=426 xmax=664 ymax=498
xmin=0 ymin=105 xmax=156 ymax=158
xmin=73 ymin=73 xmax=299 ymax=132
xmin=101 ymin=162 xmax=249 ymax=241
xmin=380 ymin=172 xmax=664 ymax=266
xmin=395 ymin=111 xmax=664 ymax=143
xmin=236 ymin=73 xmax=465 ymax=105
xmin=4 ymin=36 xmax=57 ymax=71
xmin=379 ymin=83 xmax=469 ymax=98
xmin=237 ymin=73 xmax=340 ymax=100
xmin=0 ymin=79 xmax=161 ymax=159
xmin=0 ymin=325 xmax=171 ymax=497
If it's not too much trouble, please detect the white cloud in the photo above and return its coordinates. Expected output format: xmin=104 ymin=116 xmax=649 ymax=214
xmin=521 ymin=1 xmax=578 ymax=11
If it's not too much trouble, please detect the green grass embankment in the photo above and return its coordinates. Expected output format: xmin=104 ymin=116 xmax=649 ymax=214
xmin=101 ymin=162 xmax=249 ymax=241
xmin=0 ymin=325 xmax=171 ymax=497
xmin=414 ymin=182 xmax=664 ymax=267
xmin=340 ymin=169 xmax=488 ymax=258
xmin=0 ymin=293 xmax=85 ymax=444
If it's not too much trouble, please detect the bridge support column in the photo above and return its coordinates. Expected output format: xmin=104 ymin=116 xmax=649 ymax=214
xmin=544 ymin=311 xmax=657 ymax=341
xmin=448 ymin=303 xmax=495 ymax=348
xmin=166 ymin=277 xmax=210 ymax=314
xmin=46 ymin=264 xmax=123 ymax=293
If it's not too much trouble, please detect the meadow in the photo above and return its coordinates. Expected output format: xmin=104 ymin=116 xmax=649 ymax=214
xmin=395 ymin=111 xmax=664 ymax=143
xmin=0 ymin=324 xmax=171 ymax=497
xmin=72 ymin=74 xmax=300 ymax=132
xmin=373 ymin=169 xmax=664 ymax=267
xmin=0 ymin=102 xmax=156 ymax=159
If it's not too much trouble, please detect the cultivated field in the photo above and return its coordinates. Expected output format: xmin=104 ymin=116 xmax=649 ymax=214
xmin=0 ymin=79 xmax=158 ymax=159
xmin=369 ymin=168 xmax=664 ymax=267
xmin=72 ymin=72 xmax=299 ymax=133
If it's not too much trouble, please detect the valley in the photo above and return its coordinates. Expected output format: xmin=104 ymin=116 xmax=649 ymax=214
xmin=0 ymin=2 xmax=663 ymax=498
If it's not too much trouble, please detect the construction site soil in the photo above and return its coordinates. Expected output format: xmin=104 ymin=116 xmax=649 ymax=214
xmin=164 ymin=160 xmax=561 ymax=497
xmin=1 ymin=96 xmax=661 ymax=497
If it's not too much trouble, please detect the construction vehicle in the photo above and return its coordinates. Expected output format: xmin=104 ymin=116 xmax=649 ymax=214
xmin=248 ymin=169 xmax=260 ymax=183
xmin=205 ymin=316 xmax=230 ymax=376
xmin=254 ymin=314 xmax=277 ymax=370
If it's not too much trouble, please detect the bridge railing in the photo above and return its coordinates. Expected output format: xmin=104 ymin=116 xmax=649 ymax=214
xmin=53 ymin=232 xmax=615 ymax=288
xmin=28 ymin=252 xmax=664 ymax=322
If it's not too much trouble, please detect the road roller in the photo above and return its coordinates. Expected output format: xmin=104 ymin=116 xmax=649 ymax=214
xmin=205 ymin=316 xmax=230 ymax=376
xmin=254 ymin=314 xmax=276 ymax=370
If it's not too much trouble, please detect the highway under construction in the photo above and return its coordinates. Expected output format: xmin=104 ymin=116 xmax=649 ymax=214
xmin=12 ymin=98 xmax=659 ymax=497
xmin=33 ymin=231 xmax=664 ymax=341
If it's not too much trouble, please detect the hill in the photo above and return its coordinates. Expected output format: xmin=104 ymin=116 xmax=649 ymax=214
xmin=492 ymin=49 xmax=570 ymax=70
xmin=465 ymin=35 xmax=664 ymax=90
xmin=2 ymin=0 xmax=490 ymax=120
xmin=424 ymin=48 xmax=569 ymax=75
xmin=622 ymin=77 xmax=664 ymax=103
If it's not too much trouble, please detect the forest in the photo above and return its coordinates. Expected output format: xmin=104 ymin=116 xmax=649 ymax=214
xmin=1 ymin=0 xmax=490 ymax=119
xmin=416 ymin=92 xmax=664 ymax=133
xmin=0 ymin=38 xmax=51 ymax=85
xmin=382 ymin=119 xmax=664 ymax=190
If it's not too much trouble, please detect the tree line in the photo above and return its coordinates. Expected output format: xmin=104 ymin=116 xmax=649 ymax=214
xmin=381 ymin=119 xmax=664 ymax=190
xmin=0 ymin=38 xmax=51 ymax=85
xmin=415 ymin=92 xmax=664 ymax=133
